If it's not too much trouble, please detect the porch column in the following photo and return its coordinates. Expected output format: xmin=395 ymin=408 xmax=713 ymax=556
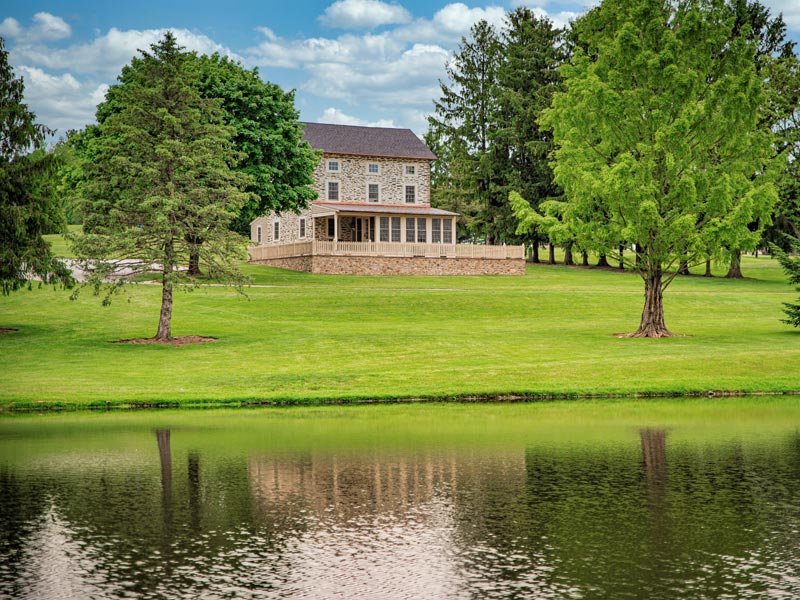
xmin=334 ymin=213 xmax=338 ymax=242
xmin=451 ymin=217 xmax=456 ymax=245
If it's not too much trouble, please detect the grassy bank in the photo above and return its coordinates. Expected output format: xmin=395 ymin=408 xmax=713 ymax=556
xmin=1 ymin=245 xmax=799 ymax=409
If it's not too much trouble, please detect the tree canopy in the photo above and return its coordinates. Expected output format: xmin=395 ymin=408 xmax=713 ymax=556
xmin=0 ymin=36 xmax=71 ymax=296
xmin=71 ymin=33 xmax=251 ymax=341
xmin=537 ymin=0 xmax=780 ymax=337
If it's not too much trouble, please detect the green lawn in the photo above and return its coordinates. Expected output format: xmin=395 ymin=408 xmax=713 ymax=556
xmin=2 ymin=236 xmax=799 ymax=408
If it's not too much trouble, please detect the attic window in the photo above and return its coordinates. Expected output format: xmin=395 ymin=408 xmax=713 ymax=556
xmin=368 ymin=163 xmax=379 ymax=174
xmin=404 ymin=165 xmax=416 ymax=176
xmin=327 ymin=160 xmax=340 ymax=172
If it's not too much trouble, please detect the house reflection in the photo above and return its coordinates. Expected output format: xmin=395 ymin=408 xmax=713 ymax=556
xmin=247 ymin=450 xmax=527 ymax=523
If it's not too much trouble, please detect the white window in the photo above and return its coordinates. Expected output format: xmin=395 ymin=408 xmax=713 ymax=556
xmin=417 ymin=218 xmax=426 ymax=243
xmin=368 ymin=183 xmax=379 ymax=203
xmin=328 ymin=181 xmax=339 ymax=201
xmin=391 ymin=217 xmax=401 ymax=242
xmin=273 ymin=221 xmax=280 ymax=241
xmin=405 ymin=185 xmax=416 ymax=204
xmin=404 ymin=165 xmax=416 ymax=176
xmin=257 ymin=225 xmax=262 ymax=244
xmin=405 ymin=217 xmax=415 ymax=242
xmin=327 ymin=160 xmax=340 ymax=172
xmin=443 ymin=218 xmax=453 ymax=243
xmin=299 ymin=217 xmax=306 ymax=239
xmin=368 ymin=163 xmax=379 ymax=174
xmin=379 ymin=216 xmax=390 ymax=242
xmin=432 ymin=218 xmax=442 ymax=243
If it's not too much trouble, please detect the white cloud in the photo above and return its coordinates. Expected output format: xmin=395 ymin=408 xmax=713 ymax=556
xmin=770 ymin=0 xmax=800 ymax=31
xmin=31 ymin=12 xmax=71 ymax=41
xmin=12 ymin=27 xmax=240 ymax=78
xmin=303 ymin=43 xmax=448 ymax=110
xmin=318 ymin=107 xmax=395 ymax=127
xmin=319 ymin=0 xmax=412 ymax=30
xmin=0 ymin=13 xmax=71 ymax=42
xmin=0 ymin=17 xmax=22 ymax=39
xmin=16 ymin=66 xmax=102 ymax=135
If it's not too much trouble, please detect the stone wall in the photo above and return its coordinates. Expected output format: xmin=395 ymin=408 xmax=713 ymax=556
xmin=251 ymin=255 xmax=525 ymax=276
xmin=251 ymin=209 xmax=313 ymax=245
xmin=251 ymin=255 xmax=313 ymax=272
xmin=314 ymin=153 xmax=431 ymax=206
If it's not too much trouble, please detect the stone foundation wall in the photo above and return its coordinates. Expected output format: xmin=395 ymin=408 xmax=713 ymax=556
xmin=251 ymin=255 xmax=313 ymax=272
xmin=251 ymin=255 xmax=525 ymax=276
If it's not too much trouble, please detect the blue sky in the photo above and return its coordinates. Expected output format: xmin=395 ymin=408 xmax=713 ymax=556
xmin=2 ymin=0 xmax=799 ymax=140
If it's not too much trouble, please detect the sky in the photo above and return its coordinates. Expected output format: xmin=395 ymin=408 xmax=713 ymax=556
xmin=2 ymin=0 xmax=799 ymax=140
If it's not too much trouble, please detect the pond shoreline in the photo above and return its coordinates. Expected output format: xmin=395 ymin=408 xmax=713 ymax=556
xmin=4 ymin=388 xmax=800 ymax=414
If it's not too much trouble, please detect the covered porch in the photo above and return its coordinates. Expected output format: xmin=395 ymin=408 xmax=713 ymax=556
xmin=311 ymin=202 xmax=459 ymax=245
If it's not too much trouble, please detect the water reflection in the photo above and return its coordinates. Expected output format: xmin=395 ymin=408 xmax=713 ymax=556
xmin=0 ymin=411 xmax=799 ymax=599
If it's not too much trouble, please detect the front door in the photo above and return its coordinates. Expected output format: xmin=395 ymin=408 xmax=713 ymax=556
xmin=355 ymin=217 xmax=371 ymax=242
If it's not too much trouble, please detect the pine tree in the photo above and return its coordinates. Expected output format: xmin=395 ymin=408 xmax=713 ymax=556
xmin=495 ymin=8 xmax=564 ymax=254
xmin=71 ymin=33 xmax=251 ymax=341
xmin=771 ymin=240 xmax=800 ymax=327
xmin=427 ymin=20 xmax=502 ymax=243
xmin=0 ymin=36 xmax=72 ymax=296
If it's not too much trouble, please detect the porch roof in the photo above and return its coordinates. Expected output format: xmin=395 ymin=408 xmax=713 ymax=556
xmin=311 ymin=202 xmax=460 ymax=218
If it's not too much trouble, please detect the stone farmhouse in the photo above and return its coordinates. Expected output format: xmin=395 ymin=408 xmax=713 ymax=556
xmin=249 ymin=122 xmax=524 ymax=275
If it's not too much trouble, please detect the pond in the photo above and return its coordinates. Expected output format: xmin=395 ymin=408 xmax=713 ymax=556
xmin=1 ymin=398 xmax=800 ymax=599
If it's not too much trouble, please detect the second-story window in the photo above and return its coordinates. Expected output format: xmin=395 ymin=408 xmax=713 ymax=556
xmin=368 ymin=183 xmax=379 ymax=202
xmin=405 ymin=185 xmax=416 ymax=204
xmin=299 ymin=217 xmax=306 ymax=238
xmin=328 ymin=181 xmax=339 ymax=201
xmin=327 ymin=160 xmax=340 ymax=172
xmin=273 ymin=221 xmax=280 ymax=241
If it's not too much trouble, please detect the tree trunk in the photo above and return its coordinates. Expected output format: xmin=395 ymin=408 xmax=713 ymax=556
xmin=726 ymin=250 xmax=743 ymax=279
xmin=532 ymin=242 xmax=540 ymax=263
xmin=704 ymin=259 xmax=712 ymax=277
xmin=621 ymin=269 xmax=676 ymax=337
xmin=582 ymin=251 xmax=589 ymax=266
xmin=597 ymin=253 xmax=610 ymax=268
xmin=188 ymin=247 xmax=201 ymax=277
xmin=186 ymin=234 xmax=203 ymax=276
xmin=564 ymin=243 xmax=574 ymax=266
xmin=156 ymin=276 xmax=173 ymax=341
xmin=677 ymin=258 xmax=689 ymax=276
xmin=548 ymin=243 xmax=555 ymax=264
xmin=619 ymin=244 xmax=625 ymax=270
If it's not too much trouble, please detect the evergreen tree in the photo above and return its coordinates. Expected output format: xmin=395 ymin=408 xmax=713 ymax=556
xmin=71 ymin=33 xmax=251 ymax=341
xmin=495 ymin=8 xmax=564 ymax=256
xmin=91 ymin=50 xmax=318 ymax=275
xmin=0 ymin=36 xmax=72 ymax=296
xmin=770 ymin=239 xmax=800 ymax=327
xmin=427 ymin=20 xmax=502 ymax=242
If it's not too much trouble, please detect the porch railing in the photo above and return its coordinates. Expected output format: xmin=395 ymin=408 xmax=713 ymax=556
xmin=250 ymin=240 xmax=524 ymax=261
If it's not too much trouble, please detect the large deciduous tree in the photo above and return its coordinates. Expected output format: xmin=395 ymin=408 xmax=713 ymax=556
xmin=540 ymin=0 xmax=780 ymax=337
xmin=71 ymin=33 xmax=251 ymax=342
xmin=0 ymin=36 xmax=72 ymax=297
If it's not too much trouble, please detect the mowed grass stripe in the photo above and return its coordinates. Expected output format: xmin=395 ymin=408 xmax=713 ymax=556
xmin=1 ymin=249 xmax=798 ymax=406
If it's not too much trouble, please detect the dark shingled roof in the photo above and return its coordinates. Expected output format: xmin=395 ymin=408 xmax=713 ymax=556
xmin=301 ymin=122 xmax=437 ymax=160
